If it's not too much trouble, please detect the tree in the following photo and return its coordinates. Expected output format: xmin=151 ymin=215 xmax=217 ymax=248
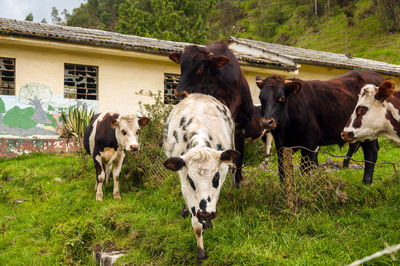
xmin=117 ymin=0 xmax=216 ymax=44
xmin=41 ymin=18 xmax=47 ymax=23
xmin=67 ymin=0 xmax=125 ymax=31
xmin=25 ymin=13 xmax=34 ymax=21
xmin=51 ymin=7 xmax=70 ymax=25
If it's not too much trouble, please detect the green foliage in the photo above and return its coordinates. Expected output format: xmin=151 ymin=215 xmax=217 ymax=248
xmin=25 ymin=13 xmax=34 ymax=22
xmin=117 ymin=0 xmax=216 ymax=44
xmin=120 ymin=91 xmax=173 ymax=187
xmin=375 ymin=0 xmax=400 ymax=32
xmin=67 ymin=0 xmax=125 ymax=31
xmin=2 ymin=106 xmax=37 ymax=129
xmin=60 ymin=106 xmax=94 ymax=153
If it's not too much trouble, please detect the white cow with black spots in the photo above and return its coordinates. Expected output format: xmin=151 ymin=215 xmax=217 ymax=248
xmin=341 ymin=80 xmax=400 ymax=143
xmin=163 ymin=93 xmax=239 ymax=263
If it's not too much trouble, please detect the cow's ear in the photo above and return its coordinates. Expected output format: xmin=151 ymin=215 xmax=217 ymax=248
xmin=375 ymin=80 xmax=395 ymax=102
xmin=110 ymin=116 xmax=118 ymax=128
xmin=256 ymin=75 xmax=264 ymax=89
xmin=211 ymin=56 xmax=229 ymax=67
xmin=138 ymin=117 xmax=149 ymax=127
xmin=285 ymin=80 xmax=301 ymax=96
xmin=164 ymin=157 xmax=186 ymax=171
xmin=220 ymin=149 xmax=240 ymax=165
xmin=169 ymin=52 xmax=182 ymax=64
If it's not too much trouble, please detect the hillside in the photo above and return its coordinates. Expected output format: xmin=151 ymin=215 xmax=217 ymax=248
xmin=285 ymin=0 xmax=400 ymax=64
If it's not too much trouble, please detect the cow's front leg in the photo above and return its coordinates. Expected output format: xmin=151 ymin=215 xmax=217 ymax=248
xmin=94 ymin=155 xmax=105 ymax=201
xmin=192 ymin=217 xmax=207 ymax=264
xmin=112 ymin=151 xmax=125 ymax=199
xmin=360 ymin=139 xmax=379 ymax=184
xmin=233 ymin=129 xmax=245 ymax=188
xmin=105 ymin=163 xmax=112 ymax=184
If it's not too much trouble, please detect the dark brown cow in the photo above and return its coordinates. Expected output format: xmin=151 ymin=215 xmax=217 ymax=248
xmin=169 ymin=41 xmax=260 ymax=187
xmin=257 ymin=69 xmax=383 ymax=184
xmin=83 ymin=112 xmax=149 ymax=201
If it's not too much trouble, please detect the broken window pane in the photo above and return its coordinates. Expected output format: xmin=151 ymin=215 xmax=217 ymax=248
xmin=164 ymin=73 xmax=180 ymax=105
xmin=0 ymin=57 xmax=16 ymax=95
xmin=64 ymin=63 xmax=98 ymax=100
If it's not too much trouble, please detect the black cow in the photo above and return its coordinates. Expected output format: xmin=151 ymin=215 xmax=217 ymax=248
xmin=256 ymin=69 xmax=383 ymax=184
xmin=83 ymin=112 xmax=149 ymax=201
xmin=169 ymin=41 xmax=260 ymax=187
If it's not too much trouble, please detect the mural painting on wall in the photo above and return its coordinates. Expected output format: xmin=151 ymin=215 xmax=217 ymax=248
xmin=0 ymin=83 xmax=98 ymax=137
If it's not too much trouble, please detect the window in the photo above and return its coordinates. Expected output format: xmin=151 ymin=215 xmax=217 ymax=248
xmin=0 ymin=57 xmax=15 ymax=95
xmin=164 ymin=73 xmax=180 ymax=104
xmin=64 ymin=63 xmax=98 ymax=100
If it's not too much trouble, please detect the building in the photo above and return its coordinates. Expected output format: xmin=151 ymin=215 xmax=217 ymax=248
xmin=0 ymin=17 xmax=399 ymax=143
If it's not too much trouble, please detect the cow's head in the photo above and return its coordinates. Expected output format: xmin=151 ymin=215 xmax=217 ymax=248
xmin=256 ymin=74 xmax=301 ymax=131
xmin=164 ymin=148 xmax=239 ymax=223
xmin=341 ymin=80 xmax=395 ymax=142
xmin=110 ymin=114 xmax=149 ymax=151
xmin=169 ymin=45 xmax=230 ymax=97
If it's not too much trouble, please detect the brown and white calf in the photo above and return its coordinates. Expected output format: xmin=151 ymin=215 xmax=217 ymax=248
xmin=84 ymin=112 xmax=149 ymax=201
xmin=163 ymin=94 xmax=239 ymax=263
xmin=342 ymin=80 xmax=400 ymax=143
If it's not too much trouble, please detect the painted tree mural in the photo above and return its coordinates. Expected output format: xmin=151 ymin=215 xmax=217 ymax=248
xmin=19 ymin=83 xmax=52 ymax=124
xmin=0 ymin=97 xmax=5 ymax=123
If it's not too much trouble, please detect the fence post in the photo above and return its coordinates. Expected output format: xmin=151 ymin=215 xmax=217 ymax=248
xmin=283 ymin=148 xmax=296 ymax=211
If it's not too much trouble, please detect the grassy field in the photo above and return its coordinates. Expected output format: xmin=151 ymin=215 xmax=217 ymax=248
xmin=0 ymin=137 xmax=400 ymax=265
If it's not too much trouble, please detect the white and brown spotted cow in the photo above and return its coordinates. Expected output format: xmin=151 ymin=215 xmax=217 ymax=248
xmin=163 ymin=93 xmax=239 ymax=263
xmin=341 ymin=80 xmax=400 ymax=143
xmin=84 ymin=112 xmax=149 ymax=201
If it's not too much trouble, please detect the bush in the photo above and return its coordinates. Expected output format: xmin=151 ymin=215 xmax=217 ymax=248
xmin=120 ymin=91 xmax=173 ymax=189
xmin=60 ymin=106 xmax=94 ymax=154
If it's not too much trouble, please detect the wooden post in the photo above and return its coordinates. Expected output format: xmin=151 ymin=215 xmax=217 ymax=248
xmin=282 ymin=148 xmax=296 ymax=211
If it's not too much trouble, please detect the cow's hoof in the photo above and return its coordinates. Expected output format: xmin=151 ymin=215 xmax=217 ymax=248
xmin=196 ymin=248 xmax=207 ymax=264
xmin=258 ymin=159 xmax=269 ymax=170
xmin=113 ymin=193 xmax=121 ymax=199
xmin=362 ymin=178 xmax=373 ymax=185
xmin=96 ymin=194 xmax=103 ymax=201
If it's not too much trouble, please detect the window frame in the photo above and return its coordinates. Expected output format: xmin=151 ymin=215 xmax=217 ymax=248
xmin=0 ymin=57 xmax=16 ymax=96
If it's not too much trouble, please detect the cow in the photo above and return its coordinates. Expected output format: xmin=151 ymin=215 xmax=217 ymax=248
xmin=341 ymin=80 xmax=400 ymax=144
xmin=256 ymin=69 xmax=384 ymax=184
xmin=83 ymin=112 xmax=149 ymax=201
xmin=163 ymin=94 xmax=240 ymax=263
xmin=244 ymin=104 xmax=274 ymax=168
xmin=169 ymin=41 xmax=259 ymax=187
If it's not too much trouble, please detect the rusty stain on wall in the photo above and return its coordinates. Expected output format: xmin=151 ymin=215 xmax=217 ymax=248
xmin=0 ymin=138 xmax=77 ymax=158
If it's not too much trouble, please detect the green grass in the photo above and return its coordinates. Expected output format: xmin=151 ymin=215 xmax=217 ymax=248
xmin=1 ymin=138 xmax=400 ymax=265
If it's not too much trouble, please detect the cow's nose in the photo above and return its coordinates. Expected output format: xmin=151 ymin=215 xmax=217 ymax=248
xmin=130 ymin=144 xmax=139 ymax=151
xmin=341 ymin=131 xmax=355 ymax=142
xmin=261 ymin=118 xmax=277 ymax=130
xmin=196 ymin=210 xmax=217 ymax=221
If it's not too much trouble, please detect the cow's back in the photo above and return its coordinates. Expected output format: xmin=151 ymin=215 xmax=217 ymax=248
xmin=164 ymin=94 xmax=235 ymax=158
xmin=284 ymin=69 xmax=384 ymax=146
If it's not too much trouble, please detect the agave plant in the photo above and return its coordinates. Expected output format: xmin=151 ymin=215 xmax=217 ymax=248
xmin=60 ymin=106 xmax=95 ymax=153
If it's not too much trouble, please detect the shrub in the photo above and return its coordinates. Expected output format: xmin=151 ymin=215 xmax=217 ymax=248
xmin=120 ymin=91 xmax=173 ymax=189
xmin=60 ymin=106 xmax=94 ymax=154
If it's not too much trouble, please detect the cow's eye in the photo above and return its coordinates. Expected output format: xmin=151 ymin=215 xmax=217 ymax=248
xmin=196 ymin=64 xmax=204 ymax=74
xmin=121 ymin=130 xmax=127 ymax=136
xmin=278 ymin=96 xmax=285 ymax=102
xmin=136 ymin=129 xmax=140 ymax=135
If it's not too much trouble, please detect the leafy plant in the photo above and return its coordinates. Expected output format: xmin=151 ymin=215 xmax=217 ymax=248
xmin=60 ymin=106 xmax=94 ymax=154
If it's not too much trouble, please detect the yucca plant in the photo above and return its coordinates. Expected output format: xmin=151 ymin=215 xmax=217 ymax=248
xmin=60 ymin=105 xmax=95 ymax=154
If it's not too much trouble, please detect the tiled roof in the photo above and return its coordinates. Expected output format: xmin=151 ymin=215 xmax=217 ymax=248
xmin=229 ymin=37 xmax=400 ymax=77
xmin=0 ymin=17 xmax=295 ymax=71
